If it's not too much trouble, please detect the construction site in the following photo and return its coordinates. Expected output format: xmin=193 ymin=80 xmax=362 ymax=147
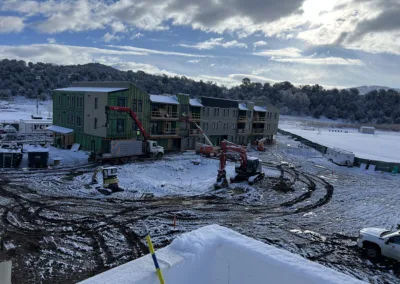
xmin=1 ymin=84 xmax=400 ymax=283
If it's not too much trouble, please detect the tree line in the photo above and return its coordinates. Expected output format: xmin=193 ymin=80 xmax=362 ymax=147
xmin=1 ymin=59 xmax=399 ymax=124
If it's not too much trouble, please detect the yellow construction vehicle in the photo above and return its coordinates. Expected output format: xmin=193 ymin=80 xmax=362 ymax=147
xmin=92 ymin=166 xmax=123 ymax=192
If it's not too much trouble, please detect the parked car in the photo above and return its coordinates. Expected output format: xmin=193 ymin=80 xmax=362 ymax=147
xmin=357 ymin=227 xmax=400 ymax=261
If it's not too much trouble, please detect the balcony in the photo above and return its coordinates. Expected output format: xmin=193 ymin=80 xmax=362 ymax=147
xmin=151 ymin=110 xmax=179 ymax=120
xmin=238 ymin=116 xmax=248 ymax=122
xmin=252 ymin=128 xmax=265 ymax=135
xmin=189 ymin=129 xmax=202 ymax=136
xmin=253 ymin=116 xmax=266 ymax=123
xmin=150 ymin=128 xmax=180 ymax=138
xmin=190 ymin=113 xmax=201 ymax=121
xmin=237 ymin=129 xmax=247 ymax=135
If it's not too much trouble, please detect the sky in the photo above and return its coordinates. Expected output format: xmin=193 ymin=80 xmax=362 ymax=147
xmin=0 ymin=0 xmax=399 ymax=89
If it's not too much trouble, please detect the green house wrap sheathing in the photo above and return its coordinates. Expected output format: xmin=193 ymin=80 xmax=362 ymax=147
xmin=53 ymin=83 xmax=151 ymax=153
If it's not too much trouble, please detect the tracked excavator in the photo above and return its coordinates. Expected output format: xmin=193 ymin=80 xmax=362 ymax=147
xmin=92 ymin=166 xmax=124 ymax=192
xmin=215 ymin=140 xmax=265 ymax=189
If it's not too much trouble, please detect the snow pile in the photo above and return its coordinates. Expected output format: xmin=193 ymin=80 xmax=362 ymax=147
xmin=80 ymin=225 xmax=365 ymax=284
xmin=279 ymin=122 xmax=400 ymax=162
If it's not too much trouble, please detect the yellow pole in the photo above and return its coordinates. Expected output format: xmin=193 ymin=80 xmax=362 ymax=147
xmin=146 ymin=233 xmax=165 ymax=284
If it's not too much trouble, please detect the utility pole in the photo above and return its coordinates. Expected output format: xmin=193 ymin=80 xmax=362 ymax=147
xmin=36 ymin=75 xmax=41 ymax=115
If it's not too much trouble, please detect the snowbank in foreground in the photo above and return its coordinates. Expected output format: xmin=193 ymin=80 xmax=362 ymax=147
xmin=80 ymin=225 xmax=365 ymax=284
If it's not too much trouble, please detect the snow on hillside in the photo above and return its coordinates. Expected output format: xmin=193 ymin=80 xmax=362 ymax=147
xmin=279 ymin=121 xmax=400 ymax=162
xmin=80 ymin=225 xmax=365 ymax=284
xmin=0 ymin=98 xmax=52 ymax=122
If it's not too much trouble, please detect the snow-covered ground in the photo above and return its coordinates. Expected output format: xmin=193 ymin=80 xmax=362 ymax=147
xmin=80 ymin=225 xmax=364 ymax=284
xmin=0 ymin=98 xmax=52 ymax=122
xmin=279 ymin=120 xmax=400 ymax=162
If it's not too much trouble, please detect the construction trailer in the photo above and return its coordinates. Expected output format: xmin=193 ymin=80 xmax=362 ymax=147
xmin=359 ymin=126 xmax=375 ymax=134
xmin=325 ymin=147 xmax=355 ymax=166
xmin=19 ymin=119 xmax=52 ymax=135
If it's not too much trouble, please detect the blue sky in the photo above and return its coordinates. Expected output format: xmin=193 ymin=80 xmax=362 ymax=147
xmin=0 ymin=0 xmax=399 ymax=88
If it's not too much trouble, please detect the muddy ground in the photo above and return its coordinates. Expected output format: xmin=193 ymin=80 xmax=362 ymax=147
xmin=0 ymin=144 xmax=399 ymax=283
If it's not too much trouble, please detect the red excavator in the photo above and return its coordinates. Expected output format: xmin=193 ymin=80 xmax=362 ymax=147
xmin=215 ymin=140 xmax=265 ymax=189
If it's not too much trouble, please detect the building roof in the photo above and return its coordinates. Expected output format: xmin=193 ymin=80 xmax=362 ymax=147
xmin=150 ymin=95 xmax=180 ymax=105
xmin=239 ymin=103 xmax=249 ymax=111
xmin=201 ymin=96 xmax=239 ymax=108
xmin=254 ymin=106 xmax=267 ymax=112
xmin=189 ymin=99 xmax=203 ymax=107
xmin=54 ymin=87 xmax=128 ymax=93
xmin=46 ymin=125 xmax=74 ymax=134
xmin=360 ymin=126 xmax=375 ymax=130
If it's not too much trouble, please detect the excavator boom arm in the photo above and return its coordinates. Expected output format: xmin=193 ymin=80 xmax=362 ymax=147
xmin=219 ymin=140 xmax=248 ymax=172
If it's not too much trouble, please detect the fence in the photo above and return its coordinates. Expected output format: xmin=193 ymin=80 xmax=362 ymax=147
xmin=279 ymin=128 xmax=400 ymax=173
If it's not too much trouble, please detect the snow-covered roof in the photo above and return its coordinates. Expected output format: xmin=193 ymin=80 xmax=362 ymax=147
xmin=54 ymin=87 xmax=128 ymax=93
xmin=360 ymin=126 xmax=375 ymax=130
xmin=189 ymin=99 xmax=203 ymax=107
xmin=254 ymin=106 xmax=267 ymax=112
xmin=80 ymin=225 xmax=364 ymax=284
xmin=239 ymin=103 xmax=249 ymax=111
xmin=150 ymin=95 xmax=180 ymax=105
xmin=46 ymin=125 xmax=74 ymax=134
xmin=23 ymin=145 xmax=49 ymax=153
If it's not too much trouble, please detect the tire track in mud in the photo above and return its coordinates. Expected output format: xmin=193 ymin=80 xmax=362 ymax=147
xmin=0 ymin=164 xmax=336 ymax=283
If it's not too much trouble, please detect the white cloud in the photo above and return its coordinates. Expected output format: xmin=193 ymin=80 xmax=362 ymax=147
xmin=254 ymin=46 xmax=364 ymax=66
xmin=112 ymin=62 xmax=179 ymax=77
xmin=273 ymin=57 xmax=365 ymax=66
xmin=108 ymin=45 xmax=213 ymax=58
xmin=0 ymin=16 xmax=24 ymax=33
xmin=47 ymin=38 xmax=56 ymax=44
xmin=210 ymin=63 xmax=215 ymax=67
xmin=252 ymin=40 xmax=268 ymax=50
xmin=254 ymin=47 xmax=303 ymax=58
xmin=187 ymin=59 xmax=201 ymax=63
xmin=179 ymin=38 xmax=248 ymax=50
xmin=103 ymin=32 xmax=124 ymax=43
xmin=130 ymin=32 xmax=144 ymax=40
xmin=110 ymin=21 xmax=126 ymax=33
xmin=0 ymin=44 xmax=146 ymax=65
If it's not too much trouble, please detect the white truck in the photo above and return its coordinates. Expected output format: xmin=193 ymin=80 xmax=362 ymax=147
xmin=325 ymin=147 xmax=355 ymax=167
xmin=357 ymin=228 xmax=400 ymax=261
xmin=94 ymin=140 xmax=164 ymax=164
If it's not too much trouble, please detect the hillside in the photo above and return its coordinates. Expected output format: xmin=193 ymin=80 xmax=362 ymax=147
xmin=352 ymin=85 xmax=400 ymax=95
xmin=1 ymin=59 xmax=400 ymax=124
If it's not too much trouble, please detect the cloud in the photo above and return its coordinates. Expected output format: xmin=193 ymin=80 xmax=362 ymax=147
xmin=110 ymin=21 xmax=126 ymax=33
xmin=0 ymin=44 xmax=146 ymax=65
xmin=273 ymin=57 xmax=364 ymax=66
xmin=103 ymin=32 xmax=124 ymax=43
xmin=187 ymin=59 xmax=201 ymax=63
xmin=0 ymin=16 xmax=24 ymax=33
xmin=47 ymin=38 xmax=56 ymax=44
xmin=108 ymin=45 xmax=213 ymax=58
xmin=111 ymin=62 xmax=179 ymax=77
xmin=254 ymin=47 xmax=303 ymax=58
xmin=179 ymin=38 xmax=248 ymax=50
xmin=254 ymin=47 xmax=364 ymax=66
xmin=252 ymin=40 xmax=267 ymax=50
xmin=130 ymin=32 xmax=144 ymax=40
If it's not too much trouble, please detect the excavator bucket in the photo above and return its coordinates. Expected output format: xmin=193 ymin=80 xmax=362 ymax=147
xmin=214 ymin=170 xmax=229 ymax=189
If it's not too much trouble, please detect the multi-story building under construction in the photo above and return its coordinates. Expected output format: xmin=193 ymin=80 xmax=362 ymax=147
xmin=51 ymin=81 xmax=279 ymax=152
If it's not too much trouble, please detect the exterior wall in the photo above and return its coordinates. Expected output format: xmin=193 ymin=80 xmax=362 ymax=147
xmin=84 ymin=92 xmax=107 ymax=138
xmin=52 ymin=90 xmax=85 ymax=148
xmin=264 ymin=104 xmax=280 ymax=138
